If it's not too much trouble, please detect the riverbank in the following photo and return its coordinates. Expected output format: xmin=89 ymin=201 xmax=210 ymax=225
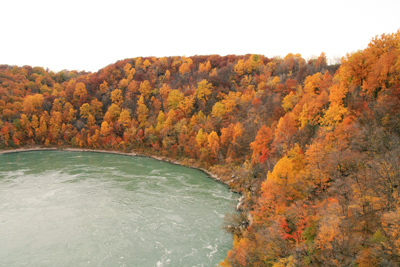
xmin=0 ymin=147 xmax=58 ymax=154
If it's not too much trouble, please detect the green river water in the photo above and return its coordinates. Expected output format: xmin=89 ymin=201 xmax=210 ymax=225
xmin=0 ymin=151 xmax=239 ymax=266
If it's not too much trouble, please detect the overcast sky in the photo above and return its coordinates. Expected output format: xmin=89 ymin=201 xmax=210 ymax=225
xmin=1 ymin=0 xmax=399 ymax=72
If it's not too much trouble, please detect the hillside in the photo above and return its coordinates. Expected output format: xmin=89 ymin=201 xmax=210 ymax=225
xmin=1 ymin=31 xmax=399 ymax=266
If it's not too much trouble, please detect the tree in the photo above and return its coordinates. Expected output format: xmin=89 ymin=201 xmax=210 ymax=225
xmin=196 ymin=128 xmax=208 ymax=148
xmin=179 ymin=62 xmax=191 ymax=75
xmin=36 ymin=115 xmax=48 ymax=142
xmin=303 ymin=72 xmax=322 ymax=95
xmin=164 ymin=70 xmax=171 ymax=81
xmin=90 ymin=99 xmax=103 ymax=121
xmin=234 ymin=60 xmax=245 ymax=76
xmin=110 ymin=89 xmax=123 ymax=106
xmin=100 ymin=81 xmax=108 ymax=94
xmin=100 ymin=121 xmax=110 ymax=137
xmin=135 ymin=57 xmax=143 ymax=70
xmin=118 ymin=109 xmax=131 ymax=128
xmin=273 ymin=112 xmax=297 ymax=153
xmin=142 ymin=59 xmax=151 ymax=71
xmin=167 ymin=89 xmax=184 ymax=109
xmin=267 ymin=144 xmax=305 ymax=189
xmin=139 ymin=80 xmax=152 ymax=99
xmin=196 ymin=79 xmax=212 ymax=104
xmin=22 ymin=94 xmax=44 ymax=117
xmin=211 ymin=102 xmax=225 ymax=119
xmin=137 ymin=95 xmax=148 ymax=128
xmin=103 ymin=103 xmax=121 ymax=123
xmin=80 ymin=103 xmax=92 ymax=119
xmin=199 ymin=61 xmax=211 ymax=73
xmin=178 ymin=95 xmax=195 ymax=116
xmin=250 ymin=125 xmax=273 ymax=164
xmin=320 ymin=83 xmax=348 ymax=129
xmin=208 ymin=130 xmax=220 ymax=160
xmin=73 ymin=82 xmax=87 ymax=99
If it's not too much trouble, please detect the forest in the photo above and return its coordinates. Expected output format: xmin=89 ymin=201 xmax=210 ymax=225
xmin=0 ymin=31 xmax=399 ymax=266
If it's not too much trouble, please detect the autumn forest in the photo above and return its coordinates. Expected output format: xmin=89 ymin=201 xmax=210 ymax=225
xmin=1 ymin=31 xmax=400 ymax=266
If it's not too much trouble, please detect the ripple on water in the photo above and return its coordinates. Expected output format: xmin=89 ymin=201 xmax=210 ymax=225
xmin=0 ymin=151 xmax=239 ymax=266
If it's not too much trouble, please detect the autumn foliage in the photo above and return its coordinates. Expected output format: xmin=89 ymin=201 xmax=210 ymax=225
xmin=1 ymin=31 xmax=400 ymax=266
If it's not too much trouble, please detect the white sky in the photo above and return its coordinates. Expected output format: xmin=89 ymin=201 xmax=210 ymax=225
xmin=1 ymin=0 xmax=399 ymax=72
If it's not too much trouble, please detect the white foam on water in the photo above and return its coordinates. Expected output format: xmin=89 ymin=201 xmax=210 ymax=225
xmin=0 ymin=151 xmax=239 ymax=266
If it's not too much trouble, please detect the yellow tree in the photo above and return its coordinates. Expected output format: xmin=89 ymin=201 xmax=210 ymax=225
xmin=80 ymin=103 xmax=92 ymax=119
xmin=139 ymin=80 xmax=152 ymax=99
xmin=142 ymin=59 xmax=151 ymax=71
xmin=103 ymin=104 xmax=121 ymax=123
xmin=164 ymin=70 xmax=171 ymax=81
xmin=20 ymin=114 xmax=33 ymax=140
xmin=196 ymin=128 xmax=208 ymax=148
xmin=268 ymin=76 xmax=280 ymax=89
xmin=137 ymin=95 xmax=149 ymax=128
xmin=52 ymin=99 xmax=62 ymax=112
xmin=73 ymin=82 xmax=87 ymax=99
xmin=244 ymin=54 xmax=262 ymax=73
xmin=100 ymin=121 xmax=110 ymax=137
xmin=90 ymin=99 xmax=103 ymax=121
xmin=31 ymin=115 xmax=39 ymax=132
xmin=167 ymin=89 xmax=184 ymax=109
xmin=87 ymin=114 xmax=96 ymax=128
xmin=135 ymin=57 xmax=143 ymax=70
xmin=179 ymin=57 xmax=193 ymax=75
xmin=282 ymin=91 xmax=300 ymax=112
xmin=208 ymin=131 xmax=220 ymax=161
xmin=49 ymin=111 xmax=62 ymax=143
xmin=118 ymin=109 xmax=131 ymax=128
xmin=99 ymin=81 xmax=108 ymax=94
xmin=222 ymin=92 xmax=241 ymax=113
xmin=22 ymin=94 xmax=44 ymax=117
xmin=267 ymin=144 xmax=305 ymax=189
xmin=124 ymin=63 xmax=132 ymax=76
xmin=196 ymin=79 xmax=213 ymax=104
xmin=320 ymin=83 xmax=348 ymax=129
xmin=303 ymin=72 xmax=322 ymax=95
xmin=199 ymin=61 xmax=211 ymax=73
xmin=234 ymin=60 xmax=245 ymax=76
xmin=155 ymin=110 xmax=165 ymax=133
xmin=179 ymin=62 xmax=191 ymax=75
xmin=36 ymin=115 xmax=48 ymax=142
xmin=159 ymin=83 xmax=172 ymax=99
xmin=127 ymin=68 xmax=136 ymax=81
xmin=211 ymin=102 xmax=226 ymax=119
xmin=178 ymin=95 xmax=195 ymax=116
xmin=110 ymin=89 xmax=123 ymax=106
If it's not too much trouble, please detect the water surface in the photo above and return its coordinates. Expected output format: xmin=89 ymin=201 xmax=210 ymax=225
xmin=0 ymin=151 xmax=238 ymax=266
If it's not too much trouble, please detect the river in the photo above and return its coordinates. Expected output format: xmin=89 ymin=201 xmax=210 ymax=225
xmin=0 ymin=151 xmax=238 ymax=266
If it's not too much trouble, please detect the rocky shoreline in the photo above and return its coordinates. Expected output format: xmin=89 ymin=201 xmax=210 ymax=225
xmin=0 ymin=147 xmax=58 ymax=154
